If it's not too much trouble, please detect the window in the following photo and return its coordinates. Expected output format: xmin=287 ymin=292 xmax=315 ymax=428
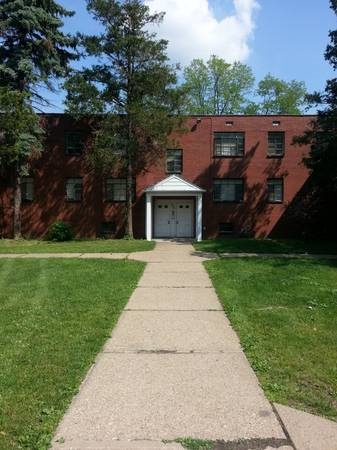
xmin=166 ymin=149 xmax=182 ymax=173
xmin=268 ymin=132 xmax=284 ymax=156
xmin=99 ymin=221 xmax=116 ymax=237
xmin=213 ymin=179 xmax=244 ymax=202
xmin=66 ymin=178 xmax=83 ymax=201
xmin=106 ymin=178 xmax=135 ymax=202
xmin=267 ymin=179 xmax=283 ymax=203
xmin=214 ymin=132 xmax=244 ymax=157
xmin=65 ymin=132 xmax=83 ymax=155
xmin=219 ymin=222 xmax=233 ymax=235
xmin=21 ymin=177 xmax=34 ymax=201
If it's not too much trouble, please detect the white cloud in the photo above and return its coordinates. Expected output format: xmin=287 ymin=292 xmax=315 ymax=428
xmin=145 ymin=0 xmax=259 ymax=65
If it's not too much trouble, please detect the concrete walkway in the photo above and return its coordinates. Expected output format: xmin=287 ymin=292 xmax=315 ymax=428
xmin=2 ymin=242 xmax=337 ymax=448
xmin=1 ymin=250 xmax=337 ymax=261
xmin=51 ymin=241 xmax=294 ymax=450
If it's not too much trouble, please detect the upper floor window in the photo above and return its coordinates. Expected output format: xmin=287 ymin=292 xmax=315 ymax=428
xmin=213 ymin=179 xmax=244 ymax=202
xmin=214 ymin=132 xmax=244 ymax=157
xmin=21 ymin=177 xmax=34 ymax=201
xmin=267 ymin=178 xmax=283 ymax=203
xmin=268 ymin=132 xmax=284 ymax=157
xmin=106 ymin=178 xmax=135 ymax=202
xmin=65 ymin=132 xmax=84 ymax=156
xmin=66 ymin=178 xmax=83 ymax=201
xmin=166 ymin=149 xmax=182 ymax=173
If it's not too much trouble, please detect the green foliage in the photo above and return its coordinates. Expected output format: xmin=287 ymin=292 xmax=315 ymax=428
xmin=0 ymin=88 xmax=43 ymax=168
xmin=48 ymin=220 xmax=74 ymax=242
xmin=292 ymin=1 xmax=337 ymax=238
xmin=255 ymin=73 xmax=308 ymax=114
xmin=0 ymin=0 xmax=78 ymax=237
xmin=0 ymin=0 xmax=77 ymax=98
xmin=182 ymin=56 xmax=308 ymax=115
xmin=182 ymin=56 xmax=255 ymax=114
xmin=0 ymin=0 xmax=78 ymax=151
xmin=65 ymin=0 xmax=183 ymax=237
xmin=302 ymin=0 xmax=337 ymax=191
xmin=174 ymin=438 xmax=213 ymax=450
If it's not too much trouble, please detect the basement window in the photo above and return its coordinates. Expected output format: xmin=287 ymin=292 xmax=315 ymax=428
xmin=99 ymin=221 xmax=116 ymax=238
xmin=219 ymin=222 xmax=233 ymax=235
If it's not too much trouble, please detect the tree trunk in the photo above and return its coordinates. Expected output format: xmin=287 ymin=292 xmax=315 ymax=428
xmin=13 ymin=163 xmax=22 ymax=240
xmin=125 ymin=155 xmax=134 ymax=238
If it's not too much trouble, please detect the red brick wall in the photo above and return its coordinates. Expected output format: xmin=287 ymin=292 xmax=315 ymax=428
xmin=0 ymin=114 xmax=313 ymax=239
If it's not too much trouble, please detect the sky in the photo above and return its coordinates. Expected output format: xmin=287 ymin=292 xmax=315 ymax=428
xmin=45 ymin=0 xmax=336 ymax=112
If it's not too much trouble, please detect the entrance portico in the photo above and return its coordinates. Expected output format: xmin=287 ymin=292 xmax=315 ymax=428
xmin=145 ymin=175 xmax=205 ymax=241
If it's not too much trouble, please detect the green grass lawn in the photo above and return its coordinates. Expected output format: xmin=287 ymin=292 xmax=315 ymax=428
xmin=0 ymin=258 xmax=145 ymax=450
xmin=194 ymin=238 xmax=337 ymax=255
xmin=0 ymin=238 xmax=155 ymax=254
xmin=205 ymin=257 xmax=337 ymax=421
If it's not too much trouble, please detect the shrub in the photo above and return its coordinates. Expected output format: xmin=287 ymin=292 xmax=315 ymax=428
xmin=48 ymin=221 xmax=74 ymax=242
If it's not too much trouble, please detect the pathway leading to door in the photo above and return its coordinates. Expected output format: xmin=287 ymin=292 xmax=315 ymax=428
xmin=52 ymin=241 xmax=292 ymax=450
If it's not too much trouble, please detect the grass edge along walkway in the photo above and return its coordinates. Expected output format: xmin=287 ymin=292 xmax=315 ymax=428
xmin=194 ymin=238 xmax=337 ymax=255
xmin=204 ymin=256 xmax=337 ymax=422
xmin=0 ymin=258 xmax=145 ymax=450
xmin=0 ymin=238 xmax=155 ymax=254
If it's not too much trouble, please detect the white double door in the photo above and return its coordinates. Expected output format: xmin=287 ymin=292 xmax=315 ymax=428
xmin=154 ymin=199 xmax=194 ymax=238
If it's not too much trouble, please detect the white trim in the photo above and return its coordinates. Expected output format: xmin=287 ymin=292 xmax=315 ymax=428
xmin=196 ymin=194 xmax=203 ymax=242
xmin=146 ymin=193 xmax=152 ymax=241
xmin=145 ymin=176 xmax=204 ymax=242
xmin=145 ymin=174 xmax=205 ymax=193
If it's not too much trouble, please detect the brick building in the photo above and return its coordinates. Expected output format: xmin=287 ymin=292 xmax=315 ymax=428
xmin=0 ymin=114 xmax=314 ymax=240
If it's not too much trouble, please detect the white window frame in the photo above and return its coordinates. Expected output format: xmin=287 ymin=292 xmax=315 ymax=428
xmin=267 ymin=178 xmax=283 ymax=203
xmin=268 ymin=132 xmax=284 ymax=157
xmin=166 ymin=149 xmax=182 ymax=173
xmin=214 ymin=132 xmax=245 ymax=157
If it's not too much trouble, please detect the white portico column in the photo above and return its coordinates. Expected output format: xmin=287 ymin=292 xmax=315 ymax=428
xmin=146 ymin=192 xmax=152 ymax=241
xmin=196 ymin=194 xmax=203 ymax=241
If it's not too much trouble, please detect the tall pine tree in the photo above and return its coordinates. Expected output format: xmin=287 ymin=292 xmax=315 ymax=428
xmin=305 ymin=0 xmax=337 ymax=191
xmin=294 ymin=0 xmax=337 ymax=238
xmin=65 ymin=0 xmax=183 ymax=238
xmin=0 ymin=0 xmax=77 ymax=238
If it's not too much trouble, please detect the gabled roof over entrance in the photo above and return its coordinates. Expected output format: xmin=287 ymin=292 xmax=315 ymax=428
xmin=144 ymin=175 xmax=205 ymax=193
